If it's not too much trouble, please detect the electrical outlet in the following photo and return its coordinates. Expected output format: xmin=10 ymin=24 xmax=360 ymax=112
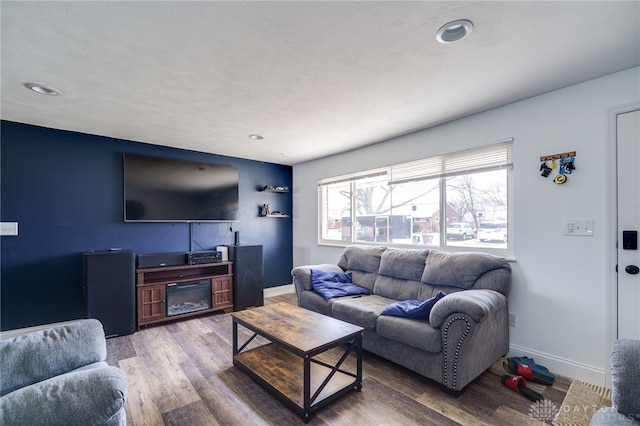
xmin=508 ymin=312 xmax=517 ymax=327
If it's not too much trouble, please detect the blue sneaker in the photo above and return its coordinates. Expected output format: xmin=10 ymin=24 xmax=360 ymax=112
xmin=510 ymin=356 xmax=555 ymax=382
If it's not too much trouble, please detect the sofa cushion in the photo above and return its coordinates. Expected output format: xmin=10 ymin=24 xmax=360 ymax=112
xmin=380 ymin=291 xmax=447 ymax=319
xmin=0 ymin=319 xmax=106 ymax=396
xmin=417 ymin=284 xmax=464 ymax=301
xmin=338 ymin=245 xmax=386 ymax=273
xmin=298 ymin=290 xmax=334 ymax=316
xmin=376 ymin=316 xmax=442 ymax=353
xmin=421 ymin=250 xmax=509 ymax=290
xmin=378 ymin=248 xmax=430 ymax=282
xmin=374 ymin=248 xmax=429 ymax=299
xmin=338 ymin=246 xmax=386 ymax=293
xmin=348 ymin=271 xmax=379 ymax=293
xmin=331 ymin=295 xmax=394 ymax=329
xmin=0 ymin=366 xmax=127 ymax=426
xmin=310 ymin=270 xmax=370 ymax=301
xmin=373 ymin=275 xmax=424 ymax=300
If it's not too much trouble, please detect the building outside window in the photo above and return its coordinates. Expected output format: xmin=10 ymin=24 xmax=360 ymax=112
xmin=319 ymin=140 xmax=513 ymax=256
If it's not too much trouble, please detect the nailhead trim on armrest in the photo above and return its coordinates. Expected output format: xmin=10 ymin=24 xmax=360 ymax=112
xmin=442 ymin=315 xmax=471 ymax=390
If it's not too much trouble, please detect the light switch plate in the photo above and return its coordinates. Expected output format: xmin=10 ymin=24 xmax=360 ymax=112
xmin=564 ymin=219 xmax=594 ymax=236
xmin=0 ymin=222 xmax=18 ymax=236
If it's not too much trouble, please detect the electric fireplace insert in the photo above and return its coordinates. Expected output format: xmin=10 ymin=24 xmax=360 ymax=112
xmin=166 ymin=279 xmax=212 ymax=317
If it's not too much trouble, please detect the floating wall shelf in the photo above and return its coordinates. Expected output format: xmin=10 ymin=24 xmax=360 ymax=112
xmin=258 ymin=185 xmax=289 ymax=193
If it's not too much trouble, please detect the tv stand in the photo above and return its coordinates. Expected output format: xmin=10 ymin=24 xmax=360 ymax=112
xmin=136 ymin=262 xmax=233 ymax=327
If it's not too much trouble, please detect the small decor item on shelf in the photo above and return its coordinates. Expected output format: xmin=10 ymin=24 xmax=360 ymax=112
xmin=262 ymin=204 xmax=270 ymax=216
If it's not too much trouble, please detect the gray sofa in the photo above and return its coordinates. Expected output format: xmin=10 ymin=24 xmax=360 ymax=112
xmin=590 ymin=339 xmax=640 ymax=425
xmin=292 ymin=245 xmax=512 ymax=393
xmin=0 ymin=319 xmax=128 ymax=425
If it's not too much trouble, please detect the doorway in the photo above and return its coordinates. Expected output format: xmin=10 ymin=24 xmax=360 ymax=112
xmin=615 ymin=107 xmax=640 ymax=341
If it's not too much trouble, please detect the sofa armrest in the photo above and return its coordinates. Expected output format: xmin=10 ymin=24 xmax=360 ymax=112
xmin=434 ymin=290 xmax=509 ymax=391
xmin=429 ymin=289 xmax=507 ymax=328
xmin=0 ymin=366 xmax=127 ymax=426
xmin=291 ymin=264 xmax=344 ymax=296
xmin=0 ymin=319 xmax=107 ymax=396
xmin=611 ymin=339 xmax=640 ymax=420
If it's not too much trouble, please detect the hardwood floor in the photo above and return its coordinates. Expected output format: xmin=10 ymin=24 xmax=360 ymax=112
xmin=107 ymin=293 xmax=569 ymax=425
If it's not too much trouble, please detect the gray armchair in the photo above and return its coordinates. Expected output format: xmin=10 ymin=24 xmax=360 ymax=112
xmin=590 ymin=339 xmax=640 ymax=425
xmin=0 ymin=319 xmax=128 ymax=425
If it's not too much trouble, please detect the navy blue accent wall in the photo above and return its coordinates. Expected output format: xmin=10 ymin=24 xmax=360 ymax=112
xmin=0 ymin=121 xmax=293 ymax=331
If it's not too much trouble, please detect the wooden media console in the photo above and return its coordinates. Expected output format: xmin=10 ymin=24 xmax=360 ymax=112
xmin=136 ymin=262 xmax=233 ymax=327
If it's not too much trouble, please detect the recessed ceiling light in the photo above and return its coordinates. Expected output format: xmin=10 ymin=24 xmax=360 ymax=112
xmin=436 ymin=19 xmax=474 ymax=44
xmin=24 ymin=83 xmax=61 ymax=96
xmin=249 ymin=134 xmax=264 ymax=140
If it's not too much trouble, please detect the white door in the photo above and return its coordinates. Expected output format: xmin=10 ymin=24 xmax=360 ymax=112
xmin=617 ymin=108 xmax=640 ymax=340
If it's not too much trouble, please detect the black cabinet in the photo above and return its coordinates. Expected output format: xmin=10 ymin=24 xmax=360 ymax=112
xmin=83 ymin=250 xmax=136 ymax=337
xmin=227 ymin=245 xmax=264 ymax=311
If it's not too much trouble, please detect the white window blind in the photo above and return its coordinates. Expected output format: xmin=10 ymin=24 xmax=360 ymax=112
xmin=318 ymin=139 xmax=513 ymax=186
xmin=318 ymin=168 xmax=388 ymax=187
xmin=389 ymin=139 xmax=513 ymax=184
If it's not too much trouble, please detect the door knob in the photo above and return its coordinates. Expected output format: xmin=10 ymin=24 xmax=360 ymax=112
xmin=625 ymin=265 xmax=640 ymax=275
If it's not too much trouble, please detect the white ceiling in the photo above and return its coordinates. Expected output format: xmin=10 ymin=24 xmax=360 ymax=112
xmin=2 ymin=1 xmax=639 ymax=166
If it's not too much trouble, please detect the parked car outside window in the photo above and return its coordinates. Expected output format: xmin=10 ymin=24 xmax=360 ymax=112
xmin=446 ymin=223 xmax=477 ymax=240
xmin=478 ymin=222 xmax=507 ymax=242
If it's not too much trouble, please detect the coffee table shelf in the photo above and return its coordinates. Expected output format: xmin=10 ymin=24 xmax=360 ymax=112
xmin=234 ymin=343 xmax=357 ymax=408
xmin=231 ymin=302 xmax=363 ymax=422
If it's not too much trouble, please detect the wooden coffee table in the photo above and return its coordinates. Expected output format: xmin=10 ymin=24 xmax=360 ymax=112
xmin=231 ymin=302 xmax=363 ymax=422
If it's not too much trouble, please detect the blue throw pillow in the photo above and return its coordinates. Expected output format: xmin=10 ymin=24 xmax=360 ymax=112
xmin=310 ymin=269 xmax=370 ymax=301
xmin=380 ymin=291 xmax=447 ymax=319
xmin=311 ymin=269 xmax=353 ymax=286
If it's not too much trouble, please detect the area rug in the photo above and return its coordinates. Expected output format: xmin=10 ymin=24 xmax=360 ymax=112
xmin=553 ymin=380 xmax=612 ymax=426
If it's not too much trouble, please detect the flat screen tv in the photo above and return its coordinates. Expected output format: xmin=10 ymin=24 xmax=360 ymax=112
xmin=124 ymin=153 xmax=239 ymax=222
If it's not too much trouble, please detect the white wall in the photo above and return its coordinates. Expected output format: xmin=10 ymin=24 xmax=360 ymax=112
xmin=292 ymin=67 xmax=640 ymax=386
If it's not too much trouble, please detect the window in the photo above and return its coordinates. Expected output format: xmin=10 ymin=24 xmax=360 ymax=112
xmin=319 ymin=140 xmax=513 ymax=255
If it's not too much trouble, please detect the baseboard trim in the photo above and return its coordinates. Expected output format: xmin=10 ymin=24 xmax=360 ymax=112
xmin=509 ymin=344 xmax=606 ymax=387
xmin=264 ymin=283 xmax=295 ymax=298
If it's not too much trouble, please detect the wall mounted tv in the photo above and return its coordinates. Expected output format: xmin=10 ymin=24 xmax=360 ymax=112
xmin=123 ymin=153 xmax=239 ymax=222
